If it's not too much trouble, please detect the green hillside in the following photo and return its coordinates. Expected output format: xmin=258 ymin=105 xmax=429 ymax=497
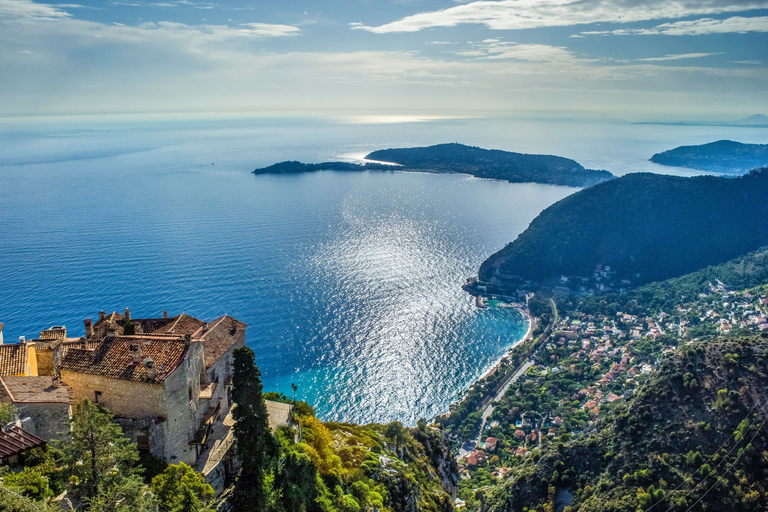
xmin=481 ymin=335 xmax=768 ymax=512
xmin=478 ymin=168 xmax=768 ymax=288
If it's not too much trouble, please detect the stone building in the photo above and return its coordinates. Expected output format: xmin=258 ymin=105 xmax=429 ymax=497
xmin=56 ymin=308 xmax=249 ymax=468
xmin=59 ymin=333 xmax=207 ymax=465
xmin=0 ymin=375 xmax=73 ymax=441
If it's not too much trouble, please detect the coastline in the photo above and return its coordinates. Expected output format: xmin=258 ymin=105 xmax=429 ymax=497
xmin=479 ymin=306 xmax=535 ymax=381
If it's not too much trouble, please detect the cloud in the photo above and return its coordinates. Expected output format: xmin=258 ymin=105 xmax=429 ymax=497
xmin=238 ymin=22 xmax=300 ymax=37
xmin=637 ymin=52 xmax=723 ymax=61
xmin=581 ymin=15 xmax=768 ymax=35
xmin=350 ymin=0 xmax=768 ymax=33
xmin=0 ymin=0 xmax=766 ymax=118
xmin=0 ymin=0 xmax=70 ymax=19
xmin=457 ymin=40 xmax=584 ymax=64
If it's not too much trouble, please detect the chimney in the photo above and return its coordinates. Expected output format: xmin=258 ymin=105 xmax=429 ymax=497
xmin=84 ymin=319 xmax=93 ymax=338
xmin=143 ymin=357 xmax=156 ymax=380
xmin=202 ymin=322 xmax=208 ymax=332
xmin=51 ymin=375 xmax=59 ymax=388
xmin=135 ymin=322 xmax=143 ymax=334
xmin=131 ymin=344 xmax=142 ymax=364
xmin=163 ymin=310 xmax=168 ymax=319
xmin=99 ymin=311 xmax=106 ymax=321
xmin=124 ymin=308 xmax=131 ymax=321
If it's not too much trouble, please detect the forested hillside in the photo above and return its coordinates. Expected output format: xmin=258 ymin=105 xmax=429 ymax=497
xmin=478 ymin=168 xmax=768 ymax=288
xmin=481 ymin=335 xmax=768 ymax=512
xmin=650 ymin=140 xmax=768 ymax=173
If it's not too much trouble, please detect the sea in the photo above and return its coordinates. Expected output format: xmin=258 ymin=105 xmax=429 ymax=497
xmin=0 ymin=115 xmax=765 ymax=425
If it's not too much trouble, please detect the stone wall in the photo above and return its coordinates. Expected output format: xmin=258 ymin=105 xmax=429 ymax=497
xmin=14 ymin=402 xmax=71 ymax=441
xmin=60 ymin=371 xmax=166 ymax=420
xmin=161 ymin=340 xmax=206 ymax=465
xmin=204 ymin=331 xmax=244 ymax=411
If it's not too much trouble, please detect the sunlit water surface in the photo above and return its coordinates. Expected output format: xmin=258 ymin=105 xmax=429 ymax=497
xmin=0 ymin=116 xmax=764 ymax=424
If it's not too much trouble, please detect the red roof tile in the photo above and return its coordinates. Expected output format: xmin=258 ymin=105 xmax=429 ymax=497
xmin=0 ymin=344 xmax=28 ymax=376
xmin=194 ymin=315 xmax=247 ymax=369
xmin=59 ymin=335 xmax=189 ymax=383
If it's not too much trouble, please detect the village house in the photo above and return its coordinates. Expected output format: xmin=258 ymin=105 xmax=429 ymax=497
xmin=54 ymin=308 xmax=249 ymax=468
xmin=0 ymin=375 xmax=73 ymax=441
xmin=466 ymin=450 xmax=486 ymax=467
xmin=483 ymin=437 xmax=497 ymax=452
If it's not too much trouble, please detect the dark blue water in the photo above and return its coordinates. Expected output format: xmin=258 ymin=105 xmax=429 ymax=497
xmin=1 ymin=116 xmax=762 ymax=424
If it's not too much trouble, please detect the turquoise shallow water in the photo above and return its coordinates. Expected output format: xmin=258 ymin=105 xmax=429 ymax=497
xmin=0 ymin=116 xmax=763 ymax=424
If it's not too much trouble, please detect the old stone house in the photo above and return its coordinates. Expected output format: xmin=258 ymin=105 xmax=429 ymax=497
xmin=55 ymin=309 xmax=248 ymax=468
xmin=59 ymin=333 xmax=207 ymax=465
xmin=0 ymin=375 xmax=73 ymax=441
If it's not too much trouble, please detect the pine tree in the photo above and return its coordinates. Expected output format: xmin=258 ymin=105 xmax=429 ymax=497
xmin=231 ymin=347 xmax=277 ymax=510
xmin=55 ymin=399 xmax=141 ymax=500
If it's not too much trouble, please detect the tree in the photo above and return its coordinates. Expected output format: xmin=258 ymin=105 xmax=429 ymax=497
xmin=231 ymin=347 xmax=277 ymax=510
xmin=2 ymin=468 xmax=54 ymax=502
xmin=276 ymin=448 xmax=317 ymax=512
xmin=0 ymin=402 xmax=14 ymax=426
xmin=150 ymin=463 xmax=214 ymax=512
xmin=83 ymin=474 xmax=154 ymax=512
xmin=55 ymin=399 xmax=141 ymax=500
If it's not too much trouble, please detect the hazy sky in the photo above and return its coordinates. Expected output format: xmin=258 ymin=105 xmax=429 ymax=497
xmin=1 ymin=0 xmax=767 ymax=119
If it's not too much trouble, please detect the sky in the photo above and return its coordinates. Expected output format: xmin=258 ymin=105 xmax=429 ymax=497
xmin=0 ymin=0 xmax=767 ymax=119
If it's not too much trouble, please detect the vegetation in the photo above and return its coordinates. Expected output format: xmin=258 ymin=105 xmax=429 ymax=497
xmin=480 ymin=335 xmax=768 ymax=511
xmin=231 ymin=346 xmax=279 ymax=510
xmin=230 ymin=349 xmax=457 ymax=511
xmin=650 ymin=139 xmax=768 ymax=173
xmin=55 ymin=399 xmax=147 ymax=507
xmin=479 ymin=168 xmax=768 ymax=287
xmin=253 ymin=143 xmax=614 ymax=187
xmin=150 ymin=463 xmax=214 ymax=512
xmin=561 ymin=244 xmax=768 ymax=319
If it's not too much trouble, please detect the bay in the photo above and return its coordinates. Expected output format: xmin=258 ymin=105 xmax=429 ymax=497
xmin=0 ymin=115 xmax=764 ymax=424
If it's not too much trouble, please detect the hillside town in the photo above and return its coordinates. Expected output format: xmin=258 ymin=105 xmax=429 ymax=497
xmin=0 ymin=309 xmax=293 ymax=497
xmin=454 ymin=283 xmax=768 ymax=504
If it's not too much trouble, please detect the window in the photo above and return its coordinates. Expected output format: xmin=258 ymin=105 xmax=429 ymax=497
xmin=94 ymin=391 xmax=102 ymax=403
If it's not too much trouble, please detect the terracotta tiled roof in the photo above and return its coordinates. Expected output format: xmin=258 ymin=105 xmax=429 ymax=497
xmin=152 ymin=314 xmax=205 ymax=336
xmin=0 ymin=425 xmax=46 ymax=460
xmin=0 ymin=376 xmax=73 ymax=404
xmin=59 ymin=335 xmax=189 ymax=383
xmin=194 ymin=315 xmax=247 ymax=369
xmin=0 ymin=344 xmax=28 ymax=376
xmin=61 ymin=339 xmax=101 ymax=355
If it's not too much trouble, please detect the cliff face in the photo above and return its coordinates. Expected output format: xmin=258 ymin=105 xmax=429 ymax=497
xmin=287 ymin=416 xmax=459 ymax=512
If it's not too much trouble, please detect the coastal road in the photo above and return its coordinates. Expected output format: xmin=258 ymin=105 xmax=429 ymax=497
xmin=473 ymin=359 xmax=535 ymax=445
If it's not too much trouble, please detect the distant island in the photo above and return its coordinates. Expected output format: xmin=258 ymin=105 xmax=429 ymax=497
xmin=650 ymin=140 xmax=768 ymax=173
xmin=253 ymin=143 xmax=615 ymax=187
xmin=471 ymin=167 xmax=768 ymax=293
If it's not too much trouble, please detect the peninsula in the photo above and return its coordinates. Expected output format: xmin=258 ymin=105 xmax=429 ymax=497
xmin=253 ymin=143 xmax=614 ymax=187
xmin=650 ymin=139 xmax=768 ymax=173
xmin=471 ymin=167 xmax=768 ymax=294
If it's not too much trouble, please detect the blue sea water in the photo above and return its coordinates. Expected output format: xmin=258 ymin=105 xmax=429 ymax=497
xmin=0 ymin=116 xmax=765 ymax=424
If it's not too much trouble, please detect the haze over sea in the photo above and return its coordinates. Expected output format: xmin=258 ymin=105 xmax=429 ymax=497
xmin=0 ymin=116 xmax=764 ymax=425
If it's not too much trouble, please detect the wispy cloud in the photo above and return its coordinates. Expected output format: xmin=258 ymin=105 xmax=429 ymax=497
xmin=637 ymin=52 xmax=723 ymax=61
xmin=457 ymin=40 xmax=583 ymax=64
xmin=0 ymin=0 xmax=70 ymax=20
xmin=350 ymin=0 xmax=768 ymax=33
xmin=581 ymin=16 xmax=768 ymax=36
